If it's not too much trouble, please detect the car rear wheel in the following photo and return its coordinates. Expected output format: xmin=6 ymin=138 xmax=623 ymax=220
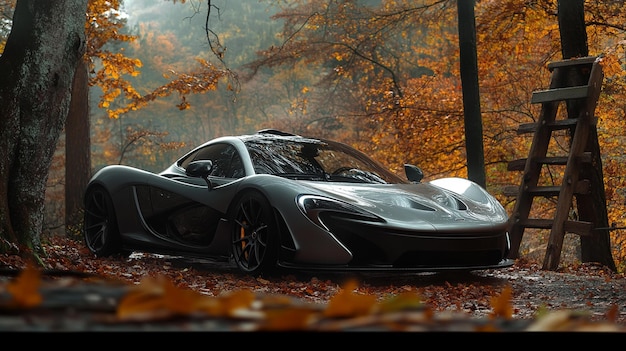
xmin=83 ymin=186 xmax=122 ymax=256
xmin=229 ymin=191 xmax=278 ymax=275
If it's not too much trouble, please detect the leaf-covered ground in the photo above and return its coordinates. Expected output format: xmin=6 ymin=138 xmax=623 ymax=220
xmin=1 ymin=235 xmax=625 ymax=331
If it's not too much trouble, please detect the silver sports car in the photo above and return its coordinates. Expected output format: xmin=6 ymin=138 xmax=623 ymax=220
xmin=83 ymin=129 xmax=513 ymax=275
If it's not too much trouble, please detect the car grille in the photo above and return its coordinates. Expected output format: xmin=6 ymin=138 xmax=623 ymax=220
xmin=323 ymin=214 xmax=508 ymax=268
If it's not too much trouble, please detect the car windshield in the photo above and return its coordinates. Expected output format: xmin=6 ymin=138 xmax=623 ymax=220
xmin=245 ymin=138 xmax=407 ymax=184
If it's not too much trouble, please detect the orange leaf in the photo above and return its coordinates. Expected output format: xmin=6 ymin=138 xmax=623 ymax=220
xmin=195 ymin=289 xmax=256 ymax=317
xmin=117 ymin=275 xmax=257 ymax=321
xmin=324 ymin=279 xmax=376 ymax=318
xmin=162 ymin=278 xmax=204 ymax=314
xmin=490 ymin=285 xmax=513 ymax=320
xmin=606 ymin=304 xmax=619 ymax=322
xmin=6 ymin=263 xmax=42 ymax=308
xmin=260 ymin=307 xmax=318 ymax=331
xmin=117 ymin=276 xmax=171 ymax=320
xmin=378 ymin=291 xmax=424 ymax=313
xmin=117 ymin=275 xmax=203 ymax=320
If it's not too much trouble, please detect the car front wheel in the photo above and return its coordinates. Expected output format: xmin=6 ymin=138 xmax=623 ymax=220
xmin=83 ymin=186 xmax=122 ymax=257
xmin=229 ymin=190 xmax=278 ymax=275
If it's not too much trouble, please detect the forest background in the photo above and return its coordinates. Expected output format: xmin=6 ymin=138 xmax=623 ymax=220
xmin=1 ymin=0 xmax=626 ymax=271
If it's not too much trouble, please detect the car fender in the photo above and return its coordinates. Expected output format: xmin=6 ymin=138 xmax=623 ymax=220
xmin=229 ymin=175 xmax=354 ymax=264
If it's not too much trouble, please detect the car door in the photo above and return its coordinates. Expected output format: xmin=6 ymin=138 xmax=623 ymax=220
xmin=140 ymin=143 xmax=245 ymax=247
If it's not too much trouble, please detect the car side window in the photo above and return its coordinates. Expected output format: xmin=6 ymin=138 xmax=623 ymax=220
xmin=182 ymin=143 xmax=244 ymax=178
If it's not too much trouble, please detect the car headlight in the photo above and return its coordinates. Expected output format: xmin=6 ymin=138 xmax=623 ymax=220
xmin=297 ymin=195 xmax=383 ymax=231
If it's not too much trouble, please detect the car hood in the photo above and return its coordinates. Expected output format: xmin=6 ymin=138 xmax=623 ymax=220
xmin=298 ymin=180 xmax=509 ymax=231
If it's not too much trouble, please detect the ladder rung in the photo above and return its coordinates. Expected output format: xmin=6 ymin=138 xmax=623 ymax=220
xmin=531 ymin=86 xmax=590 ymax=104
xmin=502 ymin=185 xmax=519 ymax=197
xmin=527 ymin=185 xmax=561 ymax=197
xmin=526 ymin=180 xmax=591 ymax=197
xmin=506 ymin=153 xmax=592 ymax=171
xmin=564 ymin=221 xmax=594 ymax=236
xmin=536 ymin=156 xmax=569 ymax=165
xmin=516 ymin=123 xmax=535 ymax=134
xmin=516 ymin=118 xmax=578 ymax=134
xmin=503 ymin=185 xmax=558 ymax=197
xmin=513 ymin=218 xmax=593 ymax=236
xmin=515 ymin=218 xmax=553 ymax=229
xmin=507 ymin=157 xmax=568 ymax=171
xmin=507 ymin=159 xmax=527 ymax=171
xmin=547 ymin=56 xmax=597 ymax=70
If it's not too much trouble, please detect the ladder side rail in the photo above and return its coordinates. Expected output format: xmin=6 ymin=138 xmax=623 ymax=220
xmin=507 ymin=64 xmax=574 ymax=258
xmin=507 ymin=106 xmax=561 ymax=256
xmin=542 ymin=61 xmax=604 ymax=270
xmin=507 ymin=103 xmax=560 ymax=256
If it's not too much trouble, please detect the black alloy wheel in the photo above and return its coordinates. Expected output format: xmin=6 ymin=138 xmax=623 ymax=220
xmin=230 ymin=190 xmax=278 ymax=275
xmin=83 ymin=186 xmax=122 ymax=256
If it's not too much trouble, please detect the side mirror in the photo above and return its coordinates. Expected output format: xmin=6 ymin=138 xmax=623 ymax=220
xmin=186 ymin=160 xmax=214 ymax=190
xmin=404 ymin=164 xmax=424 ymax=183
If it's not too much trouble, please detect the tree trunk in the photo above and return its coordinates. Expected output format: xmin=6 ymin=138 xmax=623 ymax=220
xmin=65 ymin=60 xmax=91 ymax=239
xmin=457 ymin=0 xmax=486 ymax=189
xmin=557 ymin=0 xmax=616 ymax=270
xmin=0 ymin=0 xmax=88 ymax=257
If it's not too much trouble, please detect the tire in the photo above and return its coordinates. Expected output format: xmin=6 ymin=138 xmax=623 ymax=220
xmin=229 ymin=190 xmax=278 ymax=275
xmin=83 ymin=186 xmax=122 ymax=257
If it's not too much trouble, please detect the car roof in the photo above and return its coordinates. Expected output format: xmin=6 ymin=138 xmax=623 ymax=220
xmin=182 ymin=129 xmax=327 ymax=160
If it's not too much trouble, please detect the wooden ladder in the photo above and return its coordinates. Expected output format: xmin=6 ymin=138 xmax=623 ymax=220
xmin=506 ymin=56 xmax=604 ymax=270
